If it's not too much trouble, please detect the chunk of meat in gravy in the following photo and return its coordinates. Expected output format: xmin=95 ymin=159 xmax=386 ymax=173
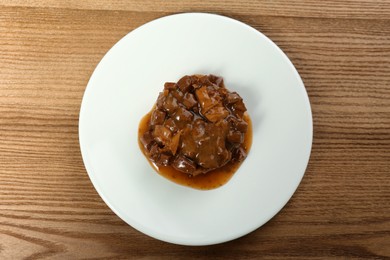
xmin=182 ymin=93 xmax=197 ymax=109
xmin=226 ymin=92 xmax=241 ymax=104
xmin=171 ymin=89 xmax=184 ymax=102
xmin=156 ymin=152 xmax=171 ymax=166
xmin=198 ymin=75 xmax=212 ymax=85
xmin=232 ymin=147 xmax=247 ymax=162
xmin=227 ymin=116 xmax=248 ymax=133
xmin=164 ymin=82 xmax=176 ymax=90
xmin=230 ymin=99 xmax=247 ymax=118
xmin=148 ymin=143 xmax=172 ymax=166
xmin=150 ymin=109 xmax=166 ymax=126
xmin=140 ymin=131 xmax=154 ymax=151
xmin=156 ymin=92 xmax=166 ymax=110
xmin=172 ymin=155 xmax=197 ymax=174
xmin=178 ymin=119 xmax=232 ymax=172
xmin=191 ymin=119 xmax=206 ymax=139
xmin=195 ymin=122 xmax=231 ymax=170
xmin=180 ymin=127 xmax=198 ymax=160
xmin=208 ymin=74 xmax=224 ymax=86
xmin=195 ymin=86 xmax=216 ymax=113
xmin=149 ymin=143 xmax=160 ymax=161
xmin=177 ymin=75 xmax=193 ymax=93
xmin=153 ymin=125 xmax=171 ymax=146
xmin=227 ymin=130 xmax=243 ymax=145
xmin=168 ymin=131 xmax=181 ymax=155
xmin=162 ymin=93 xmax=178 ymax=114
xmin=172 ymin=107 xmax=193 ymax=128
xmin=164 ymin=118 xmax=178 ymax=133
xmin=204 ymin=106 xmax=229 ymax=123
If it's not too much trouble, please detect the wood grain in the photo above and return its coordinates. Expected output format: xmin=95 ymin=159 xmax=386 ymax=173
xmin=0 ymin=1 xmax=389 ymax=259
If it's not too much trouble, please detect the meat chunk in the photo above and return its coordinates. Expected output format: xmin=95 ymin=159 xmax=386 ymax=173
xmin=172 ymin=155 xmax=197 ymax=174
xmin=180 ymin=127 xmax=198 ymax=160
xmin=208 ymin=74 xmax=224 ymax=86
xmin=168 ymin=131 xmax=181 ymax=155
xmin=191 ymin=119 xmax=206 ymax=139
xmin=232 ymin=147 xmax=247 ymax=162
xmin=196 ymin=141 xmax=230 ymax=169
xmin=153 ymin=125 xmax=171 ymax=146
xmin=173 ymin=107 xmax=193 ymax=123
xmin=206 ymin=85 xmax=223 ymax=103
xmin=195 ymin=122 xmax=230 ymax=169
xmin=162 ymin=93 xmax=178 ymax=114
xmin=164 ymin=118 xmax=178 ymax=133
xmin=156 ymin=152 xmax=172 ymax=166
xmin=156 ymin=92 xmax=166 ymax=110
xmin=140 ymin=131 xmax=154 ymax=151
xmin=198 ymin=75 xmax=212 ymax=85
xmin=164 ymin=82 xmax=176 ymax=90
xmin=227 ymin=116 xmax=248 ymax=133
xmin=171 ymin=89 xmax=184 ymax=102
xmin=148 ymin=143 xmax=172 ymax=166
xmin=149 ymin=143 xmax=160 ymax=162
xmin=195 ymin=86 xmax=216 ymax=113
xmin=226 ymin=92 xmax=241 ymax=104
xmin=150 ymin=109 xmax=166 ymax=126
xmin=182 ymin=93 xmax=197 ymax=109
xmin=227 ymin=130 xmax=243 ymax=145
xmin=204 ymin=106 xmax=229 ymax=123
xmin=177 ymin=75 xmax=193 ymax=93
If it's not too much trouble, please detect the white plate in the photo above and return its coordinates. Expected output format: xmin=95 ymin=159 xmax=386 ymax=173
xmin=79 ymin=13 xmax=312 ymax=246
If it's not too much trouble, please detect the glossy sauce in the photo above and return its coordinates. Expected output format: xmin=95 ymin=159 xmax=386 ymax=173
xmin=138 ymin=110 xmax=252 ymax=190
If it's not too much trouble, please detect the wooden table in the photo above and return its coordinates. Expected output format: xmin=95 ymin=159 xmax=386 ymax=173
xmin=1 ymin=1 xmax=389 ymax=258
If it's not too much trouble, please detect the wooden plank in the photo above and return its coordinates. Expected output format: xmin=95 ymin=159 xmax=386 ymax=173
xmin=0 ymin=0 xmax=390 ymax=19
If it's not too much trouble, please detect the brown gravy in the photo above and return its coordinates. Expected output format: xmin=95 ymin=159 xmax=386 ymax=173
xmin=138 ymin=110 xmax=252 ymax=190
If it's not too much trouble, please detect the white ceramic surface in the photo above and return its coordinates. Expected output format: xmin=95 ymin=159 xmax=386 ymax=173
xmin=79 ymin=13 xmax=313 ymax=246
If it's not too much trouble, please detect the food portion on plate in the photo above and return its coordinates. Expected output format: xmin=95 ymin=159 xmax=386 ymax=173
xmin=138 ymin=74 xmax=252 ymax=190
